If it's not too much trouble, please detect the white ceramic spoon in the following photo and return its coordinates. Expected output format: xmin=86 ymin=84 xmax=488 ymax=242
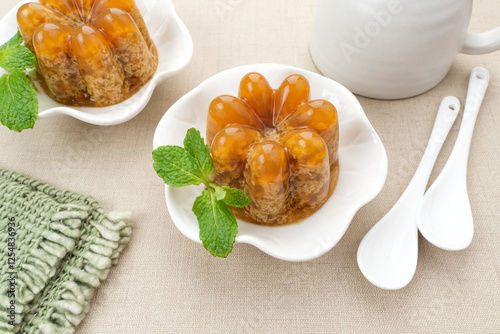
xmin=417 ymin=67 xmax=490 ymax=251
xmin=357 ymin=96 xmax=460 ymax=290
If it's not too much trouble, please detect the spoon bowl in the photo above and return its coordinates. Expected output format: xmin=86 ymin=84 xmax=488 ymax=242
xmin=418 ymin=177 xmax=473 ymax=250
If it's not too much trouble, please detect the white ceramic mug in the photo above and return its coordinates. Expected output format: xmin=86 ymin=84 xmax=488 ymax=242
xmin=310 ymin=0 xmax=500 ymax=99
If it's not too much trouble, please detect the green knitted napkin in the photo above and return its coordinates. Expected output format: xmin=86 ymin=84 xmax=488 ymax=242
xmin=0 ymin=169 xmax=132 ymax=333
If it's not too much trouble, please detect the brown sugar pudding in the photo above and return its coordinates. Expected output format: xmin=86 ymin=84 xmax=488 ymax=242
xmin=207 ymin=72 xmax=340 ymax=226
xmin=17 ymin=0 xmax=158 ymax=107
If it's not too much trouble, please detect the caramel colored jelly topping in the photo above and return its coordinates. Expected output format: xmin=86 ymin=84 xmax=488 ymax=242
xmin=208 ymin=73 xmax=340 ymax=226
xmin=17 ymin=0 xmax=158 ymax=107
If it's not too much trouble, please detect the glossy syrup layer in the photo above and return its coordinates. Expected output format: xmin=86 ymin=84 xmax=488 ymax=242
xmin=208 ymin=73 xmax=339 ymax=226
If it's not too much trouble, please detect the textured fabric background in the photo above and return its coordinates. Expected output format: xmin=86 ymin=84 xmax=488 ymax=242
xmin=1 ymin=0 xmax=500 ymax=333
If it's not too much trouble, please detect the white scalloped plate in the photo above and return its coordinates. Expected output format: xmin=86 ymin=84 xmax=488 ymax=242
xmin=153 ymin=64 xmax=388 ymax=261
xmin=0 ymin=0 xmax=193 ymax=126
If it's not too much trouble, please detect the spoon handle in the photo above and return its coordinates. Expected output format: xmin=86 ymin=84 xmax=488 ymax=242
xmin=404 ymin=97 xmax=461 ymax=200
xmin=453 ymin=67 xmax=490 ymax=164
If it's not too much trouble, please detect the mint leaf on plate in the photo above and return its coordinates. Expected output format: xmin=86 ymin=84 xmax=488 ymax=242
xmin=0 ymin=44 xmax=37 ymax=71
xmin=216 ymin=186 xmax=251 ymax=208
xmin=183 ymin=128 xmax=214 ymax=179
xmin=192 ymin=190 xmax=238 ymax=258
xmin=0 ymin=31 xmax=23 ymax=52
xmin=0 ymin=69 xmax=38 ymax=132
xmin=0 ymin=31 xmax=38 ymax=132
xmin=153 ymin=128 xmax=251 ymax=257
xmin=214 ymin=186 xmax=227 ymax=201
xmin=153 ymin=145 xmax=206 ymax=187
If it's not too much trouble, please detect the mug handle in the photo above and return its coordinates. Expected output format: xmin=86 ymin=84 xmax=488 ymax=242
xmin=461 ymin=27 xmax=500 ymax=55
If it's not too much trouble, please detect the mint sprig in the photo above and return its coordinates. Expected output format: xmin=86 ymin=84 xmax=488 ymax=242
xmin=0 ymin=31 xmax=38 ymax=132
xmin=153 ymin=128 xmax=251 ymax=258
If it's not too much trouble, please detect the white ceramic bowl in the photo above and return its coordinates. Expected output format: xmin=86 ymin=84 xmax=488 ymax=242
xmin=153 ymin=64 xmax=388 ymax=261
xmin=0 ymin=0 xmax=193 ymax=126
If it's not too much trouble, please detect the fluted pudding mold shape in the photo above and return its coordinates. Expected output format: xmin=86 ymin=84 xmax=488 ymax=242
xmin=153 ymin=64 xmax=388 ymax=261
xmin=0 ymin=0 xmax=193 ymax=125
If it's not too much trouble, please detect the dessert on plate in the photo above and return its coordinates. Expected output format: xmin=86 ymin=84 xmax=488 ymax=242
xmin=17 ymin=0 xmax=158 ymax=107
xmin=207 ymin=72 xmax=339 ymax=225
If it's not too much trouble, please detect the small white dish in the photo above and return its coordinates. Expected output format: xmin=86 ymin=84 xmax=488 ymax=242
xmin=153 ymin=64 xmax=388 ymax=262
xmin=0 ymin=0 xmax=193 ymax=126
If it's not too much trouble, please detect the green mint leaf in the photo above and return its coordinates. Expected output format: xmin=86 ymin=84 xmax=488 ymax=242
xmin=153 ymin=145 xmax=205 ymax=187
xmin=0 ymin=31 xmax=23 ymax=52
xmin=214 ymin=186 xmax=226 ymax=201
xmin=0 ymin=70 xmax=38 ymax=132
xmin=192 ymin=190 xmax=238 ymax=258
xmin=217 ymin=186 xmax=251 ymax=208
xmin=154 ymin=128 xmax=251 ymax=258
xmin=183 ymin=128 xmax=214 ymax=179
xmin=0 ymin=44 xmax=37 ymax=71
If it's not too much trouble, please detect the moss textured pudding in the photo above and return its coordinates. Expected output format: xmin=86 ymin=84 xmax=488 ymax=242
xmin=17 ymin=0 xmax=158 ymax=107
xmin=207 ymin=72 xmax=340 ymax=226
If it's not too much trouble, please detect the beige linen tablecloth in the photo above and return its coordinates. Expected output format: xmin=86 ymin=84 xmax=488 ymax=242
xmin=1 ymin=1 xmax=500 ymax=333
